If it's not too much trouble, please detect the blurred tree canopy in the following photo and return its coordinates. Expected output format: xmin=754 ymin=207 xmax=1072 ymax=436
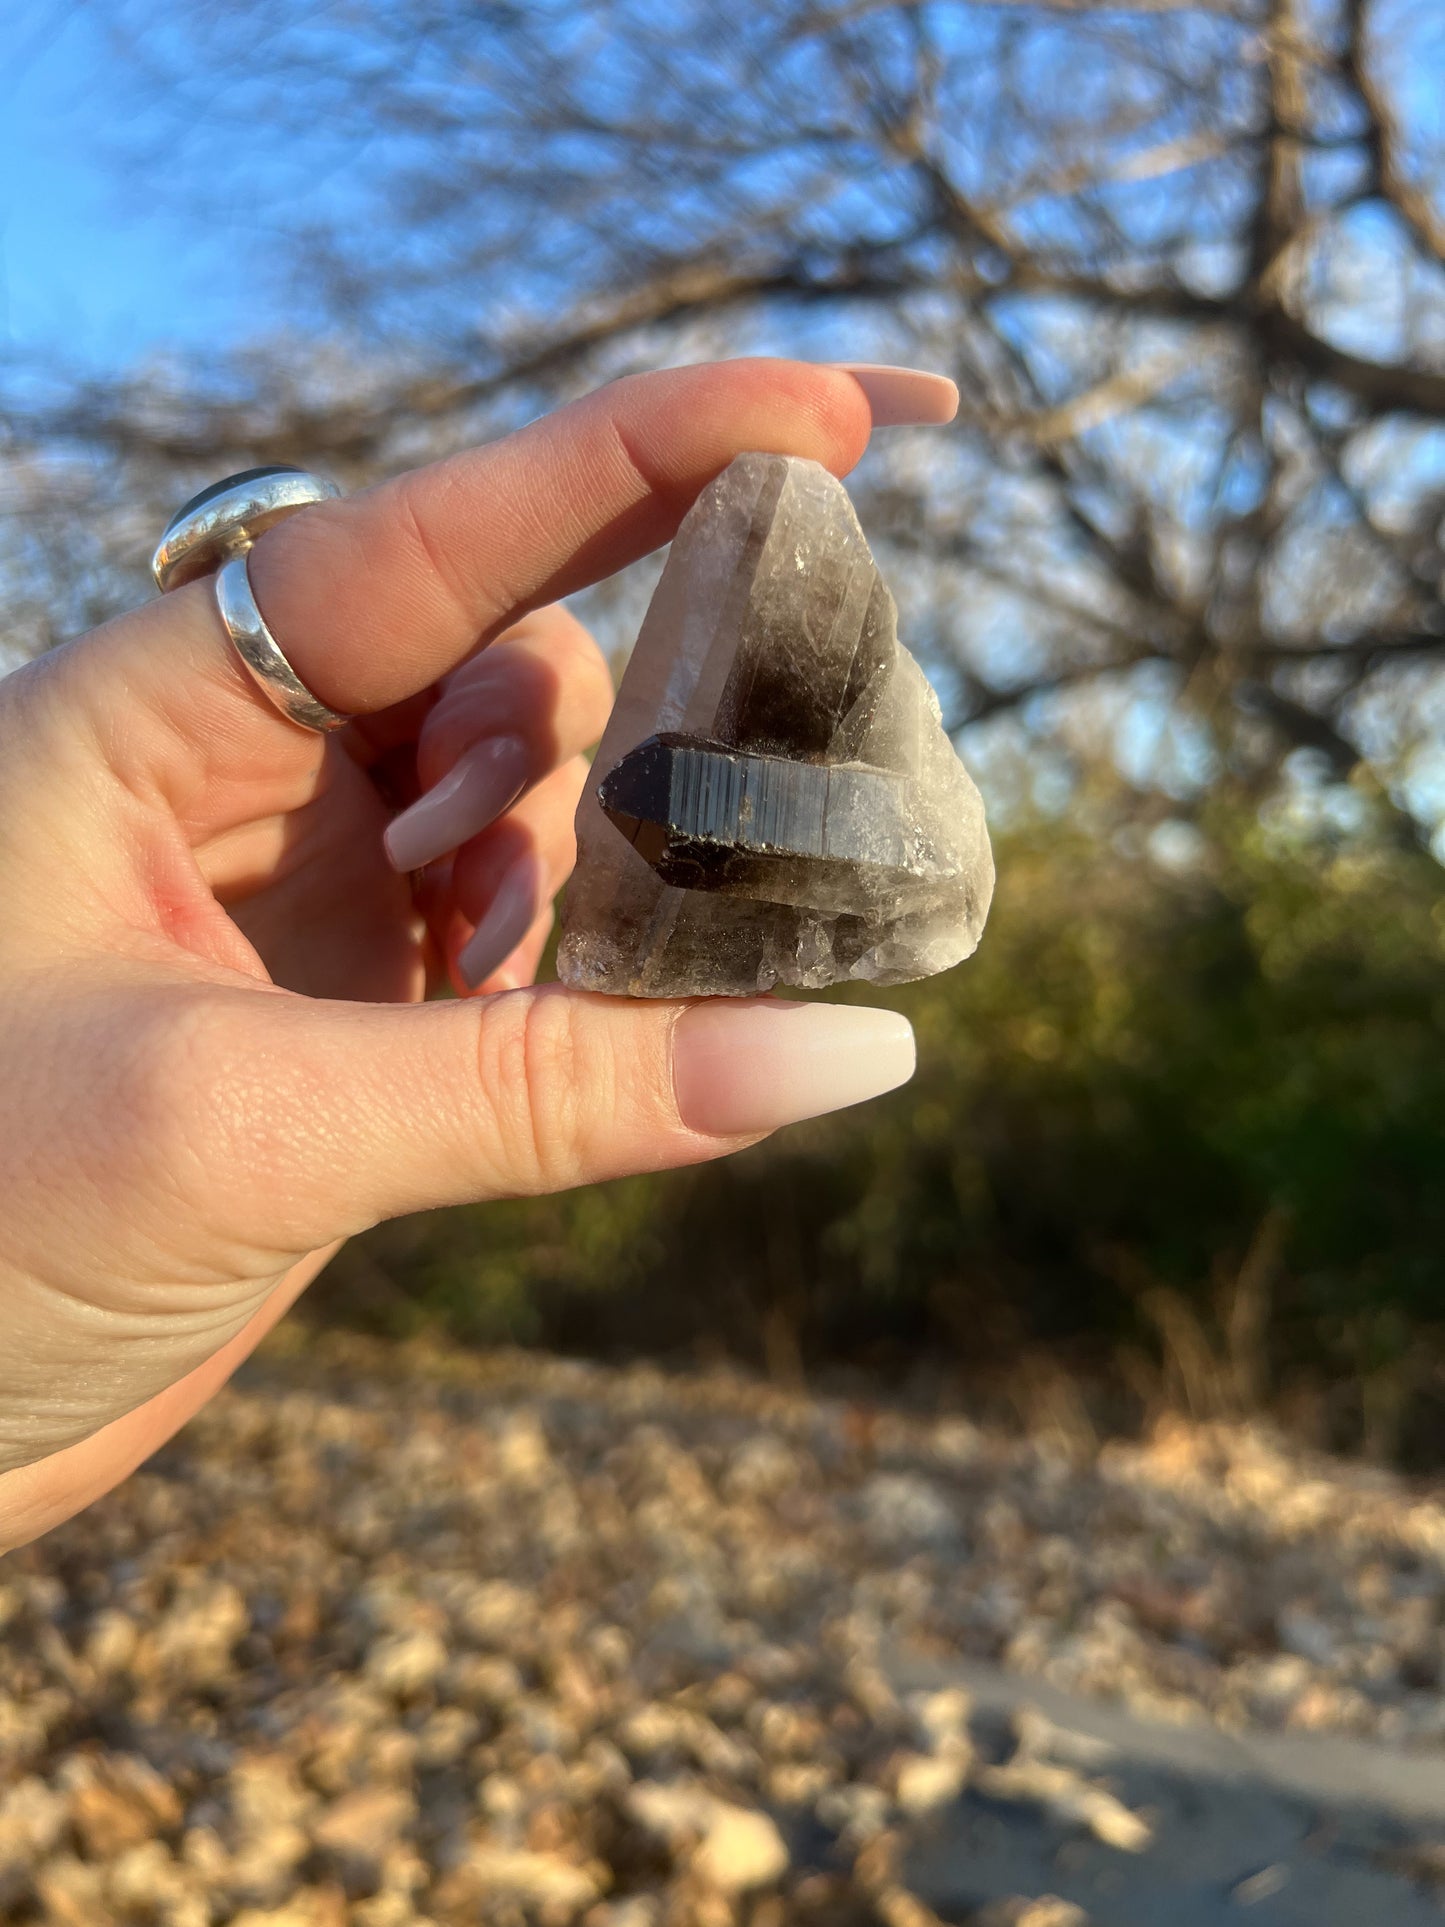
xmin=6 ymin=0 xmax=1444 ymax=832
xmin=3 ymin=0 xmax=1445 ymax=1441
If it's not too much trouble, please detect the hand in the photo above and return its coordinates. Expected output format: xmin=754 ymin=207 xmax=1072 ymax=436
xmin=0 ymin=359 xmax=931 ymax=1547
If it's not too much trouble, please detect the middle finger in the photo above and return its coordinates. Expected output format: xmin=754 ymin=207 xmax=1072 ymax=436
xmin=383 ymin=603 xmax=613 ymax=874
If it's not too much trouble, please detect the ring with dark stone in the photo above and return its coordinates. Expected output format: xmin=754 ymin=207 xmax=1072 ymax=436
xmin=151 ymin=465 xmax=341 ymax=593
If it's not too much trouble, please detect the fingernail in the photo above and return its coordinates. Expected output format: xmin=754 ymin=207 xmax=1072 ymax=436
xmin=384 ymin=736 xmax=531 ymax=872
xmin=831 ymin=363 xmax=959 ymax=426
xmin=458 ymin=852 xmax=541 ymax=989
xmin=673 ymin=1001 xmax=916 ymax=1136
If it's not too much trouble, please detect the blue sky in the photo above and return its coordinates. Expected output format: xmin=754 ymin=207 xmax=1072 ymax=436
xmin=1 ymin=6 xmax=255 ymax=367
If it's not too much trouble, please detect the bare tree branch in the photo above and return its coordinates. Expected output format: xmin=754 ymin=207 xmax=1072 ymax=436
xmin=5 ymin=0 xmax=1442 ymax=840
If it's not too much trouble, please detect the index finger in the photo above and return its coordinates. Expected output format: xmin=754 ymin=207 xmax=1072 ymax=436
xmin=247 ymin=358 xmax=877 ymax=716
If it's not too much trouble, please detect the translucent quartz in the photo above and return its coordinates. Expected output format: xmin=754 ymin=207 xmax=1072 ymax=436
xmin=557 ymin=453 xmax=994 ymax=996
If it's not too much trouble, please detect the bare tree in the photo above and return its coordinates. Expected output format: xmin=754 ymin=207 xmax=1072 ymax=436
xmin=4 ymin=0 xmax=1443 ymax=835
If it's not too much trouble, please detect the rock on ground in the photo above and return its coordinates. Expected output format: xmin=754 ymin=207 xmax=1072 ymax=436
xmin=2 ymin=1336 xmax=1445 ymax=1923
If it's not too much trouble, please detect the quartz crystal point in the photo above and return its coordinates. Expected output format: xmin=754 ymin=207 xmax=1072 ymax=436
xmin=557 ymin=453 xmax=994 ymax=996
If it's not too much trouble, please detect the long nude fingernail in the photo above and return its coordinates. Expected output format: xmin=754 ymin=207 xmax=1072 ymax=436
xmin=458 ymin=852 xmax=541 ymax=989
xmin=831 ymin=363 xmax=959 ymax=426
xmin=673 ymin=1001 xmax=916 ymax=1137
xmin=384 ymin=736 xmax=531 ymax=872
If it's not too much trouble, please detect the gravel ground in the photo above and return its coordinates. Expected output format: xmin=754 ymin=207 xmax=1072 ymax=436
xmin=3 ymin=1334 xmax=1445 ymax=1924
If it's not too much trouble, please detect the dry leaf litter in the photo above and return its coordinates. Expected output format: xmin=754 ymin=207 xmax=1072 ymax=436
xmin=1 ymin=1338 xmax=1444 ymax=1924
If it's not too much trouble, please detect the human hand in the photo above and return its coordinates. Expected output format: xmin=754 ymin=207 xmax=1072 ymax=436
xmin=0 ymin=359 xmax=949 ymax=1546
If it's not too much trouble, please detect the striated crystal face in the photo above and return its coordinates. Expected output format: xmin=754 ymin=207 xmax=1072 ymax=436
xmin=557 ymin=453 xmax=994 ymax=997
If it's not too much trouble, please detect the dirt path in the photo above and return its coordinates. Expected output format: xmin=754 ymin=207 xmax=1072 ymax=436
xmin=898 ymin=1658 xmax=1445 ymax=1923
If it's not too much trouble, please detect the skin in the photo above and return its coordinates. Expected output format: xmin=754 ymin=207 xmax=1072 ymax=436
xmin=0 ymin=359 xmax=875 ymax=1551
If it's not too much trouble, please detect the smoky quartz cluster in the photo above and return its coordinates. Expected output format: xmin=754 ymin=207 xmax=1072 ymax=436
xmin=558 ymin=453 xmax=994 ymax=997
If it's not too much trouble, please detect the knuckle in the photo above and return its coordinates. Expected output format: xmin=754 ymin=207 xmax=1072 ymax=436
xmin=394 ymin=472 xmax=478 ymax=626
xmin=113 ymin=993 xmax=265 ymax=1176
xmin=504 ymin=604 xmax=612 ymax=710
xmin=104 ymin=991 xmax=337 ymax=1252
xmin=477 ymin=990 xmax=611 ymax=1196
xmin=572 ymin=630 xmax=616 ymax=716
xmin=114 ymin=992 xmax=211 ymax=1124
xmin=103 ymin=991 xmax=233 ymax=1205
xmin=558 ymin=607 xmax=609 ymax=676
xmin=526 ymin=601 xmax=590 ymax=649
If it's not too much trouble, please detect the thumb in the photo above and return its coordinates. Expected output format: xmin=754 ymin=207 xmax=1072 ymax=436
xmin=207 ymin=988 xmax=916 ymax=1249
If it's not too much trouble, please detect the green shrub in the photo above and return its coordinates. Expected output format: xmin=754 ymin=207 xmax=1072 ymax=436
xmin=315 ymin=791 xmax=1445 ymax=1450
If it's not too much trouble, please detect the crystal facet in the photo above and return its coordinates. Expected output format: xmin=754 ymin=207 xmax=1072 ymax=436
xmin=557 ymin=453 xmax=994 ymax=997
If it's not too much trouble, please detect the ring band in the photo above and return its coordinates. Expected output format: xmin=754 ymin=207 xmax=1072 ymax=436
xmin=214 ymin=555 xmax=353 ymax=734
xmin=154 ymin=464 xmax=352 ymax=735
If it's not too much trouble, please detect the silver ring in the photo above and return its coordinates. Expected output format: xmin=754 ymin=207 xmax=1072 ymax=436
xmin=154 ymin=464 xmax=351 ymax=734
xmin=214 ymin=555 xmax=353 ymax=734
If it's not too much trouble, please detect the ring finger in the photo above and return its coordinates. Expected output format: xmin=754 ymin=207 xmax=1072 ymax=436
xmin=383 ymin=602 xmax=613 ymax=875
xmin=427 ymin=755 xmax=591 ymax=995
